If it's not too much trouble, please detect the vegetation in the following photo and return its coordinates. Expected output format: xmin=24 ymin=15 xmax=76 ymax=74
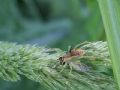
xmin=97 ymin=0 xmax=120 ymax=89
xmin=0 ymin=41 xmax=116 ymax=90
xmin=0 ymin=0 xmax=120 ymax=90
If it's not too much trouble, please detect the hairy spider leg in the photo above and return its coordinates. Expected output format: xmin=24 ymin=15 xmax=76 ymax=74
xmin=74 ymin=41 xmax=90 ymax=49
xmin=68 ymin=45 xmax=73 ymax=53
xmin=59 ymin=62 xmax=68 ymax=73
xmin=52 ymin=61 xmax=60 ymax=68
xmin=68 ymin=62 xmax=73 ymax=74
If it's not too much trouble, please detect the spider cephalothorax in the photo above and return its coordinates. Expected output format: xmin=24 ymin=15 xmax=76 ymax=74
xmin=58 ymin=46 xmax=85 ymax=65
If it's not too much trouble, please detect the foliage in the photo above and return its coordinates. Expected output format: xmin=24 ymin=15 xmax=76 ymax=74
xmin=0 ymin=0 xmax=111 ymax=90
xmin=0 ymin=41 xmax=116 ymax=90
xmin=97 ymin=0 xmax=120 ymax=89
xmin=0 ymin=0 xmax=105 ymax=47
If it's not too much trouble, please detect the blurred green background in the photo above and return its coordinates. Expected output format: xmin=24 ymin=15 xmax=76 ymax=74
xmin=0 ymin=0 xmax=105 ymax=90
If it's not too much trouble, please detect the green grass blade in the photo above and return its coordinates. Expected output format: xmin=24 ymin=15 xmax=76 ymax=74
xmin=97 ymin=0 xmax=120 ymax=89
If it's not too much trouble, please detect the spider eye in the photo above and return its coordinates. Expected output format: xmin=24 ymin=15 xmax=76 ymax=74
xmin=58 ymin=57 xmax=65 ymax=65
xmin=62 ymin=62 xmax=65 ymax=65
xmin=59 ymin=57 xmax=63 ymax=60
xmin=58 ymin=57 xmax=64 ymax=62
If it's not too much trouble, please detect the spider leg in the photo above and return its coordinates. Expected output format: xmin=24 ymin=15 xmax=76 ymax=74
xmin=68 ymin=45 xmax=73 ymax=53
xmin=74 ymin=41 xmax=90 ymax=49
xmin=52 ymin=61 xmax=60 ymax=68
xmin=79 ymin=55 xmax=96 ymax=60
xmin=59 ymin=62 xmax=68 ymax=73
xmin=69 ymin=62 xmax=73 ymax=74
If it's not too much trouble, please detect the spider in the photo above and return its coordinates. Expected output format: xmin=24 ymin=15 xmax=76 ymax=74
xmin=58 ymin=45 xmax=88 ymax=73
